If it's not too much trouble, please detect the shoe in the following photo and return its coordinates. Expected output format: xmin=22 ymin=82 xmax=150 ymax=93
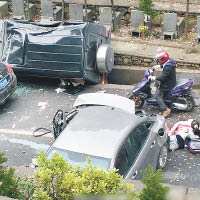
xmin=162 ymin=108 xmax=171 ymax=118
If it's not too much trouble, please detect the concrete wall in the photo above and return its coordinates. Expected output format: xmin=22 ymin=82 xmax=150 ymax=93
xmin=108 ymin=66 xmax=200 ymax=87
xmin=114 ymin=54 xmax=200 ymax=70
xmin=0 ymin=1 xmax=8 ymax=18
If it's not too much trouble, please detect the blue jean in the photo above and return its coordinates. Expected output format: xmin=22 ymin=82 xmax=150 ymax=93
xmin=155 ymin=88 xmax=169 ymax=111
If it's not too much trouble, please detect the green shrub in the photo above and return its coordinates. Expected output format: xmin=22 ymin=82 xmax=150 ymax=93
xmin=139 ymin=0 xmax=158 ymax=18
xmin=0 ymin=152 xmax=19 ymax=198
xmin=17 ymin=175 xmax=35 ymax=200
xmin=32 ymin=151 xmax=138 ymax=200
xmin=0 ymin=152 xmax=171 ymax=200
xmin=139 ymin=166 xmax=169 ymax=200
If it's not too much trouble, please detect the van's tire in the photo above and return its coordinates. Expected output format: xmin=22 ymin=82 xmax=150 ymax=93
xmin=96 ymin=44 xmax=114 ymax=73
xmin=129 ymin=95 xmax=144 ymax=109
xmin=157 ymin=144 xmax=168 ymax=169
xmin=185 ymin=96 xmax=195 ymax=112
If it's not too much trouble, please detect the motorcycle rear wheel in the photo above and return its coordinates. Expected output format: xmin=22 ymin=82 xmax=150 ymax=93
xmin=129 ymin=95 xmax=144 ymax=109
xmin=185 ymin=96 xmax=195 ymax=112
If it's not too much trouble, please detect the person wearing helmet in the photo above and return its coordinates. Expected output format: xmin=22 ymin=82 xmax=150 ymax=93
xmin=149 ymin=51 xmax=176 ymax=118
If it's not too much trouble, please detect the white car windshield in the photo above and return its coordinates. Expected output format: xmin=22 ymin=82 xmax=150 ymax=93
xmin=47 ymin=147 xmax=111 ymax=170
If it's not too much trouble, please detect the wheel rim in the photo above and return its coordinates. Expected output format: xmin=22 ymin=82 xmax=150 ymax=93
xmin=132 ymin=96 xmax=143 ymax=107
xmin=159 ymin=145 xmax=168 ymax=168
xmin=186 ymin=99 xmax=194 ymax=111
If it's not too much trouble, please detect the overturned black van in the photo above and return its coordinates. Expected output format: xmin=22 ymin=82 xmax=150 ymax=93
xmin=0 ymin=20 xmax=114 ymax=84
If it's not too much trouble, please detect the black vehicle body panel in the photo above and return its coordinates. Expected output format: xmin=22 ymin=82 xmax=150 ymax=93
xmin=0 ymin=62 xmax=17 ymax=104
xmin=0 ymin=20 xmax=110 ymax=83
xmin=0 ymin=72 xmax=17 ymax=104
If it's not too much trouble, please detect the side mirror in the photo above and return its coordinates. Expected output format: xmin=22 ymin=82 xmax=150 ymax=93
xmin=31 ymin=158 xmax=38 ymax=168
xmin=52 ymin=109 xmax=78 ymax=140
xmin=158 ymin=128 xmax=165 ymax=137
xmin=53 ymin=110 xmax=67 ymax=139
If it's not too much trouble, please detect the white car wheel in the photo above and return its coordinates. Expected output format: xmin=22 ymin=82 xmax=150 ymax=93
xmin=157 ymin=144 xmax=168 ymax=169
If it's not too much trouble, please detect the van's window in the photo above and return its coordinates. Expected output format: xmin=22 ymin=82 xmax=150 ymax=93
xmin=87 ymin=34 xmax=97 ymax=69
xmin=7 ymin=36 xmax=24 ymax=64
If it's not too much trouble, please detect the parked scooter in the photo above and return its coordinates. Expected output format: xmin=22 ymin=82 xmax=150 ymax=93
xmin=129 ymin=67 xmax=195 ymax=112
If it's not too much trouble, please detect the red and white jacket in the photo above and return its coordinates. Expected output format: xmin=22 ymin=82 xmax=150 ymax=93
xmin=168 ymin=119 xmax=198 ymax=140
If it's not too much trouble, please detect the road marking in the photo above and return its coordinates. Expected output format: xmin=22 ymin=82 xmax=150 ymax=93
xmin=0 ymin=129 xmax=52 ymax=138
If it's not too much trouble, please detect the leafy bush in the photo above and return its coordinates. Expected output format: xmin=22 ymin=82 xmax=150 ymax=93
xmin=0 ymin=152 xmax=19 ymax=198
xmin=139 ymin=0 xmax=158 ymax=18
xmin=32 ymin=151 xmax=138 ymax=200
xmin=0 ymin=152 xmax=170 ymax=200
xmin=17 ymin=175 xmax=35 ymax=200
xmin=139 ymin=166 xmax=169 ymax=200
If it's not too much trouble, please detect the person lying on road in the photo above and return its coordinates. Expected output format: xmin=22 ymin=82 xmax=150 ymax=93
xmin=167 ymin=119 xmax=200 ymax=151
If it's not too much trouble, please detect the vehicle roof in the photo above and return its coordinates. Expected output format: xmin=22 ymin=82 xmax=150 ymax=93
xmin=52 ymin=105 xmax=140 ymax=159
xmin=73 ymin=93 xmax=135 ymax=114
xmin=5 ymin=20 xmax=105 ymax=36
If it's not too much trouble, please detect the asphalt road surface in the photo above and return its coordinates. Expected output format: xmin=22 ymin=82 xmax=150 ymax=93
xmin=0 ymin=77 xmax=200 ymax=188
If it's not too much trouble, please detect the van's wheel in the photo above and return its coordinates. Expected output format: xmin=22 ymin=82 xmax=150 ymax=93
xmin=185 ymin=97 xmax=195 ymax=112
xmin=157 ymin=144 xmax=168 ymax=169
xmin=129 ymin=95 xmax=144 ymax=109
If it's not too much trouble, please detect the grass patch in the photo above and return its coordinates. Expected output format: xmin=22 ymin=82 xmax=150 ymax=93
xmin=181 ymin=36 xmax=192 ymax=42
xmin=186 ymin=47 xmax=199 ymax=54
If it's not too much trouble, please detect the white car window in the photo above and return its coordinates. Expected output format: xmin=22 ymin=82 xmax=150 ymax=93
xmin=114 ymin=123 xmax=150 ymax=176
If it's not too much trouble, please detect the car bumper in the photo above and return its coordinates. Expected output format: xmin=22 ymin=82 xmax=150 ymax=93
xmin=0 ymin=72 xmax=17 ymax=104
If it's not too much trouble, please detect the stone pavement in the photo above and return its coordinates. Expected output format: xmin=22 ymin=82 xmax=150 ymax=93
xmin=111 ymin=33 xmax=200 ymax=65
xmin=63 ymin=0 xmax=200 ymax=14
xmin=109 ymin=29 xmax=200 ymax=86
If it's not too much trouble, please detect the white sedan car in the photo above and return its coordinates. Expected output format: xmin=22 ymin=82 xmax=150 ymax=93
xmin=33 ymin=93 xmax=168 ymax=180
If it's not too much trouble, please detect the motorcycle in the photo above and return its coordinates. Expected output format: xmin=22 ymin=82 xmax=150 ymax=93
xmin=129 ymin=67 xmax=195 ymax=112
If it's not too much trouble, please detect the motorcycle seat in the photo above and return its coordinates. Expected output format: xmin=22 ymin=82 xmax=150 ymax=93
xmin=172 ymin=79 xmax=190 ymax=90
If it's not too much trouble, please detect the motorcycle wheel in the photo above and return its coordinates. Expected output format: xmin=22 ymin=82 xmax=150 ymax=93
xmin=129 ymin=95 xmax=144 ymax=109
xmin=185 ymin=96 xmax=195 ymax=112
